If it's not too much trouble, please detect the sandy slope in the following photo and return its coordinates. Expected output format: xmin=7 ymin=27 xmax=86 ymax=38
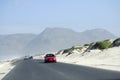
xmin=56 ymin=46 xmax=120 ymax=71
xmin=0 ymin=61 xmax=15 ymax=80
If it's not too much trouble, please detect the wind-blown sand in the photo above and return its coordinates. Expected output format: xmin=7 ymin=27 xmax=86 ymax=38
xmin=0 ymin=61 xmax=15 ymax=80
xmin=0 ymin=58 xmax=20 ymax=80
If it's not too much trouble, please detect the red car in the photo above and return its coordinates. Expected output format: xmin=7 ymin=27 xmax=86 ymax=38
xmin=44 ymin=54 xmax=56 ymax=63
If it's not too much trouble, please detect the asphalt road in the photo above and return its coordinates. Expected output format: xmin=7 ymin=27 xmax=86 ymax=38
xmin=2 ymin=59 xmax=120 ymax=80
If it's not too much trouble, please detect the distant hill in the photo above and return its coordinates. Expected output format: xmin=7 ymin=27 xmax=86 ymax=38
xmin=0 ymin=34 xmax=36 ymax=60
xmin=79 ymin=28 xmax=116 ymax=42
xmin=0 ymin=28 xmax=116 ymax=60
xmin=24 ymin=28 xmax=116 ymax=54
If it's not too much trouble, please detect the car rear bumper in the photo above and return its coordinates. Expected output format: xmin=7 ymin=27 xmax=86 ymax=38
xmin=44 ymin=59 xmax=56 ymax=63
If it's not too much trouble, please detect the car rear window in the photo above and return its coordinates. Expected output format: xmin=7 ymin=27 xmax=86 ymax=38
xmin=46 ymin=54 xmax=55 ymax=57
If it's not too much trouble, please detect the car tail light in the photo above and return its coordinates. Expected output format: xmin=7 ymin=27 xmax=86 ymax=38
xmin=53 ymin=57 xmax=56 ymax=60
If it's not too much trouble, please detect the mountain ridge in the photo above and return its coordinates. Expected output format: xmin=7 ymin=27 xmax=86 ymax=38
xmin=0 ymin=28 xmax=117 ymax=60
xmin=24 ymin=28 xmax=116 ymax=54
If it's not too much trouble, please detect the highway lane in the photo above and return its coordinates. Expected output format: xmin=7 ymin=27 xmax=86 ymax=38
xmin=2 ymin=59 xmax=120 ymax=80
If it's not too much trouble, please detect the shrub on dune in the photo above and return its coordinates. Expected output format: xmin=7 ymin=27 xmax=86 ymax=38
xmin=111 ymin=38 xmax=120 ymax=47
xmin=93 ymin=40 xmax=112 ymax=50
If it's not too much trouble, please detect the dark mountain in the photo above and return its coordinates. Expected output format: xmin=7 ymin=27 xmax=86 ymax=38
xmin=24 ymin=28 xmax=116 ymax=54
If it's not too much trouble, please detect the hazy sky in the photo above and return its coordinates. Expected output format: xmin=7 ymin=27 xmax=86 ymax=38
xmin=0 ymin=0 xmax=120 ymax=36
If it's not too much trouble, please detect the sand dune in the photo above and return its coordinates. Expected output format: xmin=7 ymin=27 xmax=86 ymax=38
xmin=57 ymin=46 xmax=120 ymax=71
xmin=0 ymin=61 xmax=15 ymax=80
